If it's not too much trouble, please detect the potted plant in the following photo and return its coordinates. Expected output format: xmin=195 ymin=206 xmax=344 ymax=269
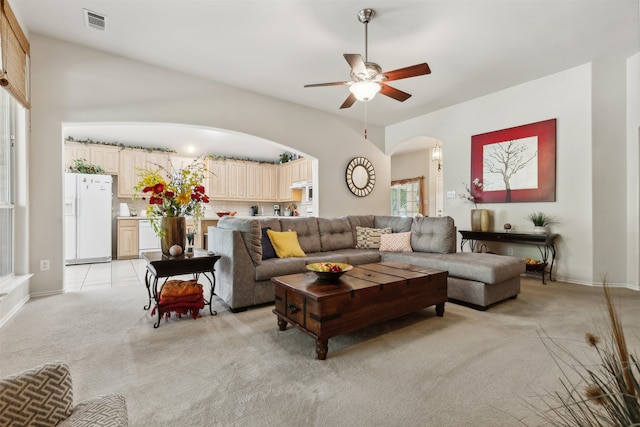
xmin=68 ymin=158 xmax=106 ymax=174
xmin=526 ymin=212 xmax=556 ymax=233
xmin=279 ymin=152 xmax=290 ymax=164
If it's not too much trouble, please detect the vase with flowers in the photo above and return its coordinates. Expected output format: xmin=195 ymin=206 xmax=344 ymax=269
xmin=461 ymin=178 xmax=490 ymax=232
xmin=134 ymin=158 xmax=210 ymax=255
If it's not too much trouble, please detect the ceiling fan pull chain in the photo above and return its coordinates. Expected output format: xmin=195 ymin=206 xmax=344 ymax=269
xmin=364 ymin=101 xmax=368 ymax=139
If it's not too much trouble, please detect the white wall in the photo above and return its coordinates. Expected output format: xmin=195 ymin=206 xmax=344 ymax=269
xmin=626 ymin=52 xmax=640 ymax=290
xmin=28 ymin=35 xmax=390 ymax=296
xmin=387 ymin=64 xmax=602 ymax=285
xmin=388 ymin=60 xmax=640 ymax=288
xmin=591 ymin=60 xmax=627 ymax=285
xmin=391 ymin=151 xmax=429 ymax=182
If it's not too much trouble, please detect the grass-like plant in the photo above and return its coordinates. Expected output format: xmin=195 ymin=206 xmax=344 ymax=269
xmin=526 ymin=212 xmax=557 ymax=227
xmin=531 ymin=284 xmax=640 ymax=426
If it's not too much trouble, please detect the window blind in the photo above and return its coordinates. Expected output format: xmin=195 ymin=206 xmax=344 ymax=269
xmin=0 ymin=0 xmax=30 ymax=109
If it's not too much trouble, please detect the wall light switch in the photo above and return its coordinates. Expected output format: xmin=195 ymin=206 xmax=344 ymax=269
xmin=40 ymin=260 xmax=50 ymax=271
xmin=446 ymin=191 xmax=456 ymax=198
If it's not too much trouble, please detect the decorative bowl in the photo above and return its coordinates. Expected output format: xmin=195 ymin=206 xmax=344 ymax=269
xmin=306 ymin=262 xmax=353 ymax=282
xmin=525 ymin=261 xmax=548 ymax=272
xmin=216 ymin=211 xmax=231 ymax=217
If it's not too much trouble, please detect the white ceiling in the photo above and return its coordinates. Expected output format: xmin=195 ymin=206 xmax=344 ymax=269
xmin=13 ymin=0 xmax=640 ymax=158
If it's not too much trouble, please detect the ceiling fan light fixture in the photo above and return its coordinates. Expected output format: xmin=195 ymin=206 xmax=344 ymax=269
xmin=349 ymin=81 xmax=381 ymax=101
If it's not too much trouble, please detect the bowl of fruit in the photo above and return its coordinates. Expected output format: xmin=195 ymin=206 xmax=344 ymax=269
xmin=306 ymin=262 xmax=353 ymax=282
xmin=525 ymin=257 xmax=548 ymax=272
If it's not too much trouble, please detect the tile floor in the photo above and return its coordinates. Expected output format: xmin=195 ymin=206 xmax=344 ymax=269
xmin=65 ymin=258 xmax=149 ymax=291
xmin=65 ymin=258 xmax=215 ymax=292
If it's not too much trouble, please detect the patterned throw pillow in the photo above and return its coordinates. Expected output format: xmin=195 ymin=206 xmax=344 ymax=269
xmin=379 ymin=232 xmax=413 ymax=252
xmin=0 ymin=362 xmax=74 ymax=426
xmin=356 ymin=226 xmax=393 ymax=249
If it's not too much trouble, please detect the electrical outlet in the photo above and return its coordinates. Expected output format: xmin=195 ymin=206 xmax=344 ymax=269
xmin=40 ymin=260 xmax=50 ymax=271
xmin=446 ymin=191 xmax=456 ymax=198
xmin=507 ymin=247 xmax=514 ymax=256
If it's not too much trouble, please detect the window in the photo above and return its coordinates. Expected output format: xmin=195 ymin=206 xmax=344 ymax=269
xmin=0 ymin=89 xmax=15 ymax=282
xmin=391 ymin=177 xmax=424 ymax=217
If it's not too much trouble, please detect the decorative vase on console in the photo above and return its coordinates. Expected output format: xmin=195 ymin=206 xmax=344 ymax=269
xmin=133 ymin=156 xmax=210 ymax=256
xmin=462 ymin=178 xmax=490 ymax=232
xmin=471 ymin=209 xmax=491 ymax=232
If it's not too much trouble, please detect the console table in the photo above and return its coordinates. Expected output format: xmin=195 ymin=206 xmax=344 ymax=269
xmin=458 ymin=230 xmax=559 ymax=284
xmin=142 ymin=250 xmax=221 ymax=327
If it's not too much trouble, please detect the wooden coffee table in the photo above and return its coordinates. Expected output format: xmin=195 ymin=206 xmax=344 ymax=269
xmin=272 ymin=262 xmax=448 ymax=360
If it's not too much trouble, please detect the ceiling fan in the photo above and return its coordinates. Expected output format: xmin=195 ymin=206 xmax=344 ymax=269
xmin=304 ymin=8 xmax=431 ymax=109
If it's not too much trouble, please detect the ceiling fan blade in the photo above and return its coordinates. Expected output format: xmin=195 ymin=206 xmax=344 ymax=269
xmin=344 ymin=53 xmax=367 ymax=76
xmin=383 ymin=63 xmax=431 ymax=82
xmin=380 ymin=84 xmax=412 ymax=102
xmin=304 ymin=81 xmax=350 ymax=88
xmin=340 ymin=93 xmax=357 ymax=109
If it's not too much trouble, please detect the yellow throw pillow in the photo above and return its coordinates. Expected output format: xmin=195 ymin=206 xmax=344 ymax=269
xmin=266 ymin=229 xmax=306 ymax=258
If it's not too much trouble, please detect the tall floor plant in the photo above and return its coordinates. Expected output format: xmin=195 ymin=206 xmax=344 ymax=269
xmin=532 ymin=284 xmax=639 ymax=426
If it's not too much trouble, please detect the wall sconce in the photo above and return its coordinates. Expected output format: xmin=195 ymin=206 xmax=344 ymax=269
xmin=432 ymin=144 xmax=442 ymax=171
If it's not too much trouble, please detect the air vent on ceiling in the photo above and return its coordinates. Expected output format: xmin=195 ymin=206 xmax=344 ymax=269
xmin=84 ymin=9 xmax=107 ymax=31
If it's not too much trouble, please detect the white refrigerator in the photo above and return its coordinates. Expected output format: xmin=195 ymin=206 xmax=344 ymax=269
xmin=64 ymin=173 xmax=113 ymax=265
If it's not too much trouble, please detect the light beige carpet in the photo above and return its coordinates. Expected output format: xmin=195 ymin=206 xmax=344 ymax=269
xmin=1 ymin=278 xmax=638 ymax=426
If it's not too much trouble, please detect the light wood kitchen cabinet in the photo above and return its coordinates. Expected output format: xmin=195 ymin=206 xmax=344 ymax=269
xmin=227 ymin=161 xmax=247 ymax=199
xmin=278 ymin=162 xmax=292 ymax=200
xmin=288 ymin=158 xmax=312 ymax=183
xmin=64 ymin=143 xmax=92 ymax=170
xmin=290 ymin=158 xmax=302 ymax=182
xmin=90 ymin=145 xmax=120 ymax=174
xmin=262 ymin=164 xmax=279 ymax=201
xmin=118 ymin=149 xmax=147 ymax=197
xmin=117 ymin=219 xmax=139 ymax=259
xmin=208 ymin=159 xmax=228 ymax=198
xmin=65 ymin=142 xmax=120 ymax=174
xmin=146 ymin=152 xmax=172 ymax=173
xmin=302 ymin=158 xmax=312 ymax=182
xmin=246 ymin=162 xmax=263 ymax=200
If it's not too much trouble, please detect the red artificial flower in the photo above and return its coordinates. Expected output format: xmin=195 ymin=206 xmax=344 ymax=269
xmin=142 ymin=186 xmax=153 ymax=193
xmin=149 ymin=196 xmax=163 ymax=205
xmin=153 ymin=183 xmax=165 ymax=194
xmin=194 ymin=185 xmax=205 ymax=194
xmin=164 ymin=191 xmax=175 ymax=198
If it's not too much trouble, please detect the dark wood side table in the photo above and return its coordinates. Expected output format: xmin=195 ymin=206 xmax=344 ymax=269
xmin=458 ymin=230 xmax=559 ymax=284
xmin=142 ymin=250 xmax=221 ymax=327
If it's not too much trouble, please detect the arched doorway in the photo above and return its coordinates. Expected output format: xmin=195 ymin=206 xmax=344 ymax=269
xmin=388 ymin=136 xmax=444 ymax=217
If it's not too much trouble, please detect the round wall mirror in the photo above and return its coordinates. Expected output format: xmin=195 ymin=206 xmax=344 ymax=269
xmin=346 ymin=157 xmax=375 ymax=197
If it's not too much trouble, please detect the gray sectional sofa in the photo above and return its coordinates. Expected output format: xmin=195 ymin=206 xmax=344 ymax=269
xmin=208 ymin=215 xmax=525 ymax=312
